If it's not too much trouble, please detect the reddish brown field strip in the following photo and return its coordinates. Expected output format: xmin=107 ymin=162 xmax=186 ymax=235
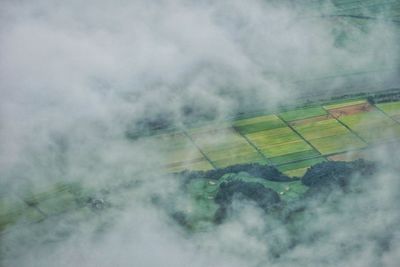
xmin=289 ymin=114 xmax=333 ymax=126
xmin=328 ymin=103 xmax=373 ymax=118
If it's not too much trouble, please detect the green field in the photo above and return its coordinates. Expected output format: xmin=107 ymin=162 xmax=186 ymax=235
xmin=166 ymin=160 xmax=213 ymax=173
xmin=142 ymin=132 xmax=214 ymax=172
xmin=140 ymin=98 xmax=400 ymax=175
xmin=188 ymin=127 xmax=264 ymax=168
xmin=323 ymin=99 xmax=367 ymax=110
xmin=293 ymin=118 xmax=367 ymax=154
xmin=245 ymin=126 xmax=317 ymax=162
xmin=376 ymin=101 xmax=400 ymax=122
xmin=310 ymin=134 xmax=367 ymax=154
xmin=183 ymin=171 xmax=310 ymax=228
xmin=268 ymin=150 xmax=320 ymax=165
xmin=279 ymin=157 xmax=327 ymax=177
xmin=293 ymin=119 xmax=349 ymax=139
xmin=376 ymin=101 xmax=400 ymax=116
xmin=3 ymin=0 xmax=400 ymax=250
xmin=233 ymin=114 xmax=286 ymax=134
xmin=338 ymin=109 xmax=400 ymax=143
xmin=6 ymin=97 xmax=399 ymax=233
xmin=279 ymin=106 xmax=327 ymax=122
xmin=136 ymin=98 xmax=400 ymax=173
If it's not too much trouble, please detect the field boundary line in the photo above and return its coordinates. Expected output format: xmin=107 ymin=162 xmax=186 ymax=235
xmin=321 ymin=106 xmax=369 ymax=145
xmin=373 ymin=103 xmax=400 ymax=126
xmin=233 ymin=128 xmax=273 ymax=165
xmin=275 ymin=154 xmax=326 ymax=168
xmin=17 ymin=195 xmax=48 ymax=219
xmin=181 ymin=129 xmax=217 ymax=169
xmin=276 ymin=114 xmax=326 ymax=160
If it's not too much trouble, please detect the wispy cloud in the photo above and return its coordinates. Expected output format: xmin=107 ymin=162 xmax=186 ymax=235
xmin=1 ymin=0 xmax=399 ymax=266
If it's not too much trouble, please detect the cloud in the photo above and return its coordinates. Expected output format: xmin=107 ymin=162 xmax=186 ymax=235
xmin=1 ymin=0 xmax=399 ymax=266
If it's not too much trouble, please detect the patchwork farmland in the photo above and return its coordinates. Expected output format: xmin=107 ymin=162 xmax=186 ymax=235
xmin=3 ymin=0 xmax=400 ymax=265
xmin=144 ymin=97 xmax=400 ymax=177
xmin=3 ymin=96 xmax=400 ymax=234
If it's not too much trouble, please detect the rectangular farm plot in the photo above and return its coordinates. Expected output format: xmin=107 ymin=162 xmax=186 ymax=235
xmin=278 ymin=157 xmax=326 ymax=178
xmin=334 ymin=108 xmax=400 ymax=144
xmin=376 ymin=101 xmax=400 ymax=122
xmin=268 ymin=150 xmax=320 ymax=165
xmin=143 ymin=132 xmax=214 ymax=172
xmin=165 ymin=160 xmax=213 ymax=173
xmin=233 ymin=114 xmax=286 ymax=134
xmin=188 ymin=127 xmax=264 ymax=168
xmin=327 ymin=101 xmax=373 ymax=118
xmin=293 ymin=118 xmax=367 ymax=155
xmin=310 ymin=133 xmax=367 ymax=155
xmin=323 ymin=99 xmax=368 ymax=110
xmin=279 ymin=106 xmax=327 ymax=122
xmin=245 ymin=126 xmax=319 ymax=164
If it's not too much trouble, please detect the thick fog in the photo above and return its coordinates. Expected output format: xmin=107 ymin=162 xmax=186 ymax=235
xmin=1 ymin=0 xmax=400 ymax=266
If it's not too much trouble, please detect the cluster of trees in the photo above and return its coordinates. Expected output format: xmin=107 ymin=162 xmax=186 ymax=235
xmin=178 ymin=163 xmax=292 ymax=182
xmin=175 ymin=159 xmax=377 ymax=224
xmin=214 ymin=180 xmax=281 ymax=223
xmin=179 ymin=160 xmax=376 ymax=185
xmin=302 ymin=159 xmax=376 ymax=189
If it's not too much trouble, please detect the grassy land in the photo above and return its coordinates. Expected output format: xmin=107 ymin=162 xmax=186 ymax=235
xmin=233 ymin=114 xmax=286 ymax=134
xmin=189 ymin=128 xmax=264 ymax=168
xmin=338 ymin=109 xmax=394 ymax=126
xmin=144 ymin=96 xmax=400 ymax=173
xmin=324 ymin=99 xmax=367 ymax=110
xmin=278 ymin=157 xmax=327 ymax=172
xmin=268 ymin=150 xmax=320 ymax=165
xmin=338 ymin=109 xmax=400 ymax=143
xmin=4 ymin=96 xmax=400 ymax=234
xmin=165 ymin=160 xmax=213 ymax=172
xmin=293 ymin=119 xmax=350 ymax=139
xmin=293 ymin=118 xmax=366 ymax=154
xmin=143 ymin=132 xmax=212 ymax=172
xmin=279 ymin=106 xmax=327 ymax=122
xmin=376 ymin=101 xmax=400 ymax=116
xmin=245 ymin=127 xmax=316 ymax=158
xmin=211 ymin=153 xmax=266 ymax=168
xmin=309 ymin=134 xmax=367 ymax=154
xmin=349 ymin=124 xmax=400 ymax=144
xmin=283 ymin=168 xmax=309 ymax=178
xmin=184 ymin=171 xmax=310 ymax=229
xmin=145 ymin=98 xmax=400 ymax=172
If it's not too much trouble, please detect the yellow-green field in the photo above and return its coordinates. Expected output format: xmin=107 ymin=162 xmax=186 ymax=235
xmin=279 ymin=106 xmax=327 ymax=122
xmin=142 ymin=132 xmax=214 ymax=172
xmin=188 ymin=127 xmax=265 ymax=168
xmin=376 ymin=101 xmax=400 ymax=122
xmin=245 ymin=126 xmax=318 ymax=164
xmin=233 ymin=114 xmax=287 ymax=134
xmin=336 ymin=108 xmax=400 ymax=144
xmin=278 ymin=157 xmax=327 ymax=177
xmin=323 ymin=99 xmax=368 ymax=110
xmin=144 ymin=98 xmax=400 ymax=175
xmin=3 ymin=98 xmax=400 ymax=234
xmin=293 ymin=118 xmax=367 ymax=154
